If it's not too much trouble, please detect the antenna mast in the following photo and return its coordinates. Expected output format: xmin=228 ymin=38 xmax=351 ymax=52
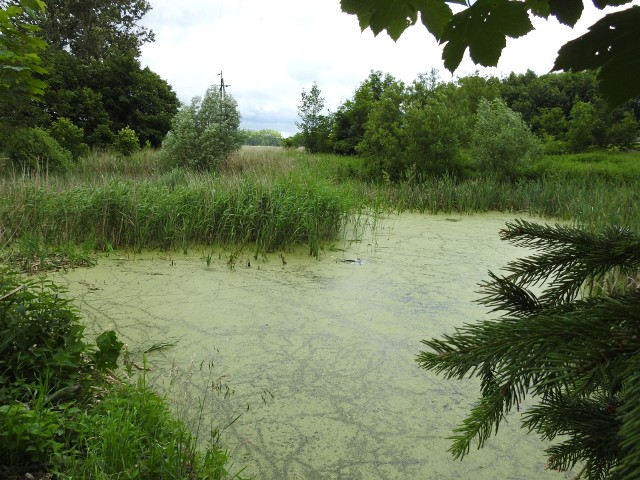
xmin=218 ymin=71 xmax=230 ymax=97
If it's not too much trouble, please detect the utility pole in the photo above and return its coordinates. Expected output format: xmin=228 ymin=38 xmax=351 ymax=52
xmin=218 ymin=71 xmax=230 ymax=97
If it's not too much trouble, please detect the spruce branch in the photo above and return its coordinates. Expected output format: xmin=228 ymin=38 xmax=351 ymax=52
xmin=417 ymin=220 xmax=640 ymax=479
xmin=497 ymin=220 xmax=640 ymax=305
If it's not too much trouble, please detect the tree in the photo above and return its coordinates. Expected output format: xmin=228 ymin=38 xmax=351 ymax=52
xmin=357 ymin=78 xmax=406 ymax=179
xmin=160 ymin=87 xmax=243 ymax=171
xmin=340 ymin=0 xmax=640 ymax=107
xmin=36 ymin=0 xmax=153 ymax=59
xmin=417 ymin=221 xmax=640 ymax=479
xmin=567 ymin=100 xmax=605 ymax=152
xmin=296 ymin=82 xmax=329 ymax=153
xmin=470 ymin=98 xmax=542 ymax=180
xmin=0 ymin=0 xmax=47 ymax=117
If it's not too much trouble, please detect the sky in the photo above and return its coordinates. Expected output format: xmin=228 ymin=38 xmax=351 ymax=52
xmin=139 ymin=1 xmax=636 ymax=137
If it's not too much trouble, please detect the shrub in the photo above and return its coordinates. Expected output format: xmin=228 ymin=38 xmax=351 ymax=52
xmin=113 ymin=126 xmax=140 ymax=156
xmin=3 ymin=127 xmax=72 ymax=172
xmin=48 ymin=117 xmax=89 ymax=160
xmin=160 ymin=87 xmax=243 ymax=171
xmin=470 ymin=98 xmax=542 ymax=180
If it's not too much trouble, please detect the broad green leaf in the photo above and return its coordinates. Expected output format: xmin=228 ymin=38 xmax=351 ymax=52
xmin=553 ymin=6 xmax=640 ymax=106
xmin=340 ymin=0 xmax=463 ymax=41
xmin=549 ymin=0 xmax=583 ymax=26
xmin=525 ymin=0 xmax=551 ymax=17
xmin=341 ymin=0 xmax=417 ymax=39
xmin=417 ymin=0 xmax=453 ymax=40
xmin=441 ymin=0 xmax=533 ymax=72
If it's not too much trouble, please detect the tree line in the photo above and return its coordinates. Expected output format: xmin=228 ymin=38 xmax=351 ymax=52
xmin=0 ymin=0 xmax=179 ymax=157
xmin=297 ymin=69 xmax=639 ymax=179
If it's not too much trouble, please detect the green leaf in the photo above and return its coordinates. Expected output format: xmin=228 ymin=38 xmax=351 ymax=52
xmin=417 ymin=0 xmax=454 ymax=40
xmin=93 ymin=330 xmax=123 ymax=371
xmin=340 ymin=0 xmax=417 ymax=40
xmin=340 ymin=0 xmax=462 ymax=41
xmin=548 ymin=0 xmax=583 ymax=26
xmin=553 ymin=6 xmax=640 ymax=107
xmin=525 ymin=0 xmax=551 ymax=17
xmin=441 ymin=0 xmax=533 ymax=72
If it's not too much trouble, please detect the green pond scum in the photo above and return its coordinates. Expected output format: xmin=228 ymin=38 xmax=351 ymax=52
xmin=55 ymin=213 xmax=574 ymax=479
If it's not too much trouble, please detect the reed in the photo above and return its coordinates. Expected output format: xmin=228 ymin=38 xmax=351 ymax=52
xmin=0 ymin=173 xmax=355 ymax=258
xmin=1 ymin=148 xmax=638 ymax=260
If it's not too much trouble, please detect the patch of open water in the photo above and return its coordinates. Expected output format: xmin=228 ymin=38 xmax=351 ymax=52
xmin=54 ymin=213 xmax=571 ymax=480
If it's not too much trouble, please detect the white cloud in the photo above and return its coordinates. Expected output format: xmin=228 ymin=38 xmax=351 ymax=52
xmin=139 ymin=0 xmax=635 ymax=137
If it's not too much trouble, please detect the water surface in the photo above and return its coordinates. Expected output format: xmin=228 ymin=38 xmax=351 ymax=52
xmin=55 ymin=213 xmax=570 ymax=480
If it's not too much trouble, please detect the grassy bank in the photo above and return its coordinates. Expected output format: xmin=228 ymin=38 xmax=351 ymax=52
xmin=0 ymin=270 xmax=247 ymax=479
xmin=1 ymin=147 xmax=638 ymax=263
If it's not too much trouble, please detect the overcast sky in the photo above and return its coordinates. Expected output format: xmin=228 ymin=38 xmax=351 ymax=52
xmin=139 ymin=1 xmax=635 ymax=137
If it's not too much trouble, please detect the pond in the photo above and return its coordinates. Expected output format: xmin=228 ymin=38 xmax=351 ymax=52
xmin=54 ymin=212 xmax=571 ymax=480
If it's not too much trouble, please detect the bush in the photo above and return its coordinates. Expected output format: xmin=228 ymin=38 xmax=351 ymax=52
xmin=470 ymin=98 xmax=542 ymax=180
xmin=0 ymin=272 xmax=87 ymax=405
xmin=113 ymin=126 xmax=140 ymax=156
xmin=48 ymin=117 xmax=89 ymax=160
xmin=160 ymin=87 xmax=243 ymax=171
xmin=3 ymin=127 xmax=72 ymax=172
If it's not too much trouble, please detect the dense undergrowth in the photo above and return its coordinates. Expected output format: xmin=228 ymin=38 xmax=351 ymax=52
xmin=0 ymin=270 xmax=245 ymax=479
xmin=0 ymin=146 xmax=638 ymax=478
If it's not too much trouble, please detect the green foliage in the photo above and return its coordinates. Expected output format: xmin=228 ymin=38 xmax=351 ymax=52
xmin=470 ymin=98 xmax=542 ymax=180
xmin=417 ymin=220 xmax=640 ymax=479
xmin=0 ymin=402 xmax=64 ymax=473
xmin=553 ymin=6 xmax=640 ymax=107
xmin=113 ymin=126 xmax=140 ymax=156
xmin=0 ymin=272 xmax=86 ymax=404
xmin=38 ymin=0 xmax=154 ymax=59
xmin=567 ymin=100 xmax=605 ymax=153
xmin=0 ymin=0 xmax=47 ymax=102
xmin=606 ymin=111 xmax=639 ymax=150
xmin=403 ymin=92 xmax=464 ymax=176
xmin=296 ymin=82 xmax=330 ymax=153
xmin=161 ymin=88 xmax=243 ymax=171
xmin=63 ymin=379 xmax=244 ymax=479
xmin=0 ymin=267 xmax=239 ymax=478
xmin=93 ymin=330 xmax=124 ymax=371
xmin=341 ymin=0 xmax=639 ymax=106
xmin=3 ymin=127 xmax=72 ymax=172
xmin=243 ymin=129 xmax=283 ymax=146
xmin=357 ymin=79 xmax=406 ymax=179
xmin=48 ymin=117 xmax=89 ymax=159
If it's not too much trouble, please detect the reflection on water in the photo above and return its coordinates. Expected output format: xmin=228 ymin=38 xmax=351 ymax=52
xmin=54 ymin=213 xmax=571 ymax=480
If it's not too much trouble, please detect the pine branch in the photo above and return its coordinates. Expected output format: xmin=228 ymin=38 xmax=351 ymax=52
xmin=476 ymin=270 xmax=540 ymax=317
xmin=615 ymin=354 xmax=640 ymax=480
xmin=497 ymin=220 xmax=640 ymax=305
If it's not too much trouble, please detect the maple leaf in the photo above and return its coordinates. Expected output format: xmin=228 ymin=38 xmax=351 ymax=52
xmin=553 ymin=6 xmax=640 ymax=107
xmin=440 ymin=0 xmax=533 ymax=72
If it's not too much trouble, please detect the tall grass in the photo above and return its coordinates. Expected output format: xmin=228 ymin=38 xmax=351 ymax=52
xmin=0 ymin=172 xmax=356 ymax=258
xmin=362 ymin=175 xmax=640 ymax=232
xmin=1 ymin=148 xmax=638 ymax=260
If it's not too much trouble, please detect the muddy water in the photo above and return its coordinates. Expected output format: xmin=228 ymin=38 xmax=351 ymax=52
xmin=54 ymin=213 xmax=570 ymax=480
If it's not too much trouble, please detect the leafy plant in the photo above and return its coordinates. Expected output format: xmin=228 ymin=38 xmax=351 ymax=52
xmin=3 ymin=127 xmax=72 ymax=172
xmin=0 ymin=271 xmax=86 ymax=404
xmin=49 ymin=117 xmax=89 ymax=160
xmin=0 ymin=402 xmax=64 ymax=474
xmin=113 ymin=126 xmax=140 ymax=156
xmin=160 ymin=86 xmax=243 ymax=171
xmin=417 ymin=220 xmax=640 ymax=479
xmin=470 ymin=98 xmax=541 ymax=180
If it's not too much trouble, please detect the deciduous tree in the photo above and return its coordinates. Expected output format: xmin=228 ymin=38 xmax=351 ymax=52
xmin=341 ymin=0 xmax=640 ymax=107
